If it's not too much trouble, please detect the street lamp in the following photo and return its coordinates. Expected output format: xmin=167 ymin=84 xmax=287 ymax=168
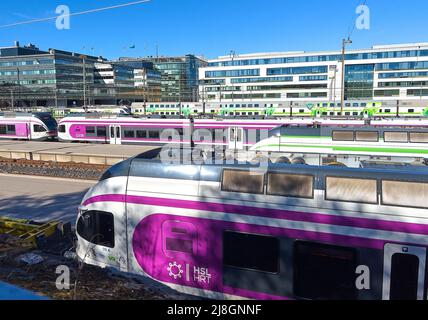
xmin=340 ymin=37 xmax=352 ymax=116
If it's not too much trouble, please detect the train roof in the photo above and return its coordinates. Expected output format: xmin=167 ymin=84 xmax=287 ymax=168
xmin=100 ymin=148 xmax=428 ymax=184
xmin=0 ymin=112 xmax=53 ymax=119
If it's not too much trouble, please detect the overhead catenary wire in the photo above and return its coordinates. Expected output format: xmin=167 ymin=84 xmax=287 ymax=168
xmin=0 ymin=0 xmax=151 ymax=29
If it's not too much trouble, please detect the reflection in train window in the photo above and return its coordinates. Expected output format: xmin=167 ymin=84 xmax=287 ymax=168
xmin=77 ymin=211 xmax=115 ymax=248
xmin=34 ymin=124 xmax=46 ymax=133
xmin=332 ymin=131 xmax=354 ymax=141
xmin=223 ymin=231 xmax=279 ymax=274
xmin=149 ymin=130 xmax=160 ymax=139
xmin=390 ymin=253 xmax=419 ymax=300
xmin=137 ymin=130 xmax=147 ymax=138
xmin=294 ymin=242 xmax=357 ymax=300
xmin=97 ymin=127 xmax=107 ymax=137
xmin=356 ymin=131 xmax=379 ymax=142
xmin=382 ymin=180 xmax=428 ymax=209
xmin=326 ymin=177 xmax=378 ymax=204
xmin=222 ymin=169 xmax=264 ymax=194
xmin=86 ymin=126 xmax=96 ymax=137
xmin=409 ymin=132 xmax=428 ymax=143
xmin=124 ymin=130 xmax=136 ymax=138
xmin=267 ymin=173 xmax=314 ymax=198
xmin=7 ymin=125 xmax=16 ymax=135
xmin=384 ymin=131 xmax=408 ymax=143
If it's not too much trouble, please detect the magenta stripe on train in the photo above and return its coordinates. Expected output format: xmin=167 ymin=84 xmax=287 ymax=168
xmin=83 ymin=194 xmax=428 ymax=242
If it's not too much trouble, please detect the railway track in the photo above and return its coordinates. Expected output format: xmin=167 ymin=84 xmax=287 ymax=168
xmin=0 ymin=158 xmax=109 ymax=181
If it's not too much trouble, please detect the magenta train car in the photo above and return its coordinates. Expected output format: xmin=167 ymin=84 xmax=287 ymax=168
xmin=76 ymin=149 xmax=428 ymax=300
xmin=58 ymin=114 xmax=428 ymax=148
xmin=0 ymin=112 xmax=57 ymax=141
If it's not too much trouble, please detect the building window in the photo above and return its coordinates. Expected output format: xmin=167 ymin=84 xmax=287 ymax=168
xmin=293 ymin=242 xmax=358 ymax=300
xmin=223 ymin=231 xmax=279 ymax=274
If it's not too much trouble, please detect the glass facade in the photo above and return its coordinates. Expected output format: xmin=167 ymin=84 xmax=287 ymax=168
xmin=344 ymin=64 xmax=374 ymax=100
xmin=231 ymin=76 xmax=293 ymax=83
xmin=378 ymin=71 xmax=428 ymax=78
xmin=205 ymin=69 xmax=260 ymax=78
xmin=267 ymin=66 xmax=328 ymax=75
xmin=208 ymin=49 xmax=428 ymax=67
xmin=143 ymin=55 xmax=207 ymax=102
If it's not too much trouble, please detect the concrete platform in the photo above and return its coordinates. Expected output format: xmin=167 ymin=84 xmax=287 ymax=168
xmin=0 ymin=140 xmax=158 ymax=165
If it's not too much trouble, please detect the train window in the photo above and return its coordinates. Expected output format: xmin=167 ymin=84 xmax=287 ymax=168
xmin=299 ymin=109 xmax=304 ymax=113
xmin=408 ymin=109 xmax=415 ymax=113
xmin=96 ymin=127 xmax=107 ymax=137
xmin=409 ymin=132 xmax=428 ymax=143
xmin=124 ymin=130 xmax=136 ymax=138
xmin=77 ymin=210 xmax=115 ymax=248
xmin=345 ymin=112 xmax=351 ymax=116
xmin=385 ymin=109 xmax=391 ymax=113
xmin=223 ymin=231 xmax=279 ymax=274
xmin=356 ymin=131 xmax=379 ymax=142
xmin=332 ymin=131 xmax=354 ymax=141
xmin=58 ymin=125 xmax=66 ymax=133
xmin=7 ymin=125 xmax=15 ymax=134
xmin=0 ymin=125 xmax=6 ymax=134
xmin=86 ymin=126 xmax=96 ymax=137
xmin=390 ymin=253 xmax=420 ymax=300
xmin=326 ymin=177 xmax=378 ymax=204
xmin=382 ymin=180 xmax=428 ymax=209
xmin=294 ymin=242 xmax=358 ymax=300
xmin=149 ymin=130 xmax=160 ymax=139
xmin=267 ymin=173 xmax=313 ymax=199
xmin=222 ymin=169 xmax=264 ymax=194
xmin=137 ymin=130 xmax=147 ymax=138
xmin=34 ymin=125 xmax=46 ymax=133
xmin=384 ymin=131 xmax=408 ymax=143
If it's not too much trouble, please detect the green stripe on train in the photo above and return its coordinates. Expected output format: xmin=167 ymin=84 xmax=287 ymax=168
xmin=255 ymin=144 xmax=428 ymax=154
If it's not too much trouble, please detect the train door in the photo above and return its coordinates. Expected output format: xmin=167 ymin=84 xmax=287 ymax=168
xmin=109 ymin=125 xmax=122 ymax=145
xmin=382 ymin=244 xmax=426 ymax=300
xmin=228 ymin=127 xmax=244 ymax=151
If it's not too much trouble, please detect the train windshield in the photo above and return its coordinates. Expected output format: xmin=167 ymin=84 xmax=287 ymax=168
xmin=34 ymin=113 xmax=58 ymax=131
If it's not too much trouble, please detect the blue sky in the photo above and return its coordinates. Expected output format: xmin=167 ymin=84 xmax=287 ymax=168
xmin=0 ymin=0 xmax=426 ymax=60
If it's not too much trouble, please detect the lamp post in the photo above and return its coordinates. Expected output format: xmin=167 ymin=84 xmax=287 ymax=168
xmin=16 ymin=68 xmax=20 ymax=109
xmin=340 ymin=38 xmax=352 ymax=116
xmin=80 ymin=55 xmax=87 ymax=109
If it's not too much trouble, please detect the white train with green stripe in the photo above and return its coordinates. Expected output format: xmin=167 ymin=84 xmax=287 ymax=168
xmin=250 ymin=125 xmax=428 ymax=168
xmin=131 ymin=100 xmax=428 ymax=118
